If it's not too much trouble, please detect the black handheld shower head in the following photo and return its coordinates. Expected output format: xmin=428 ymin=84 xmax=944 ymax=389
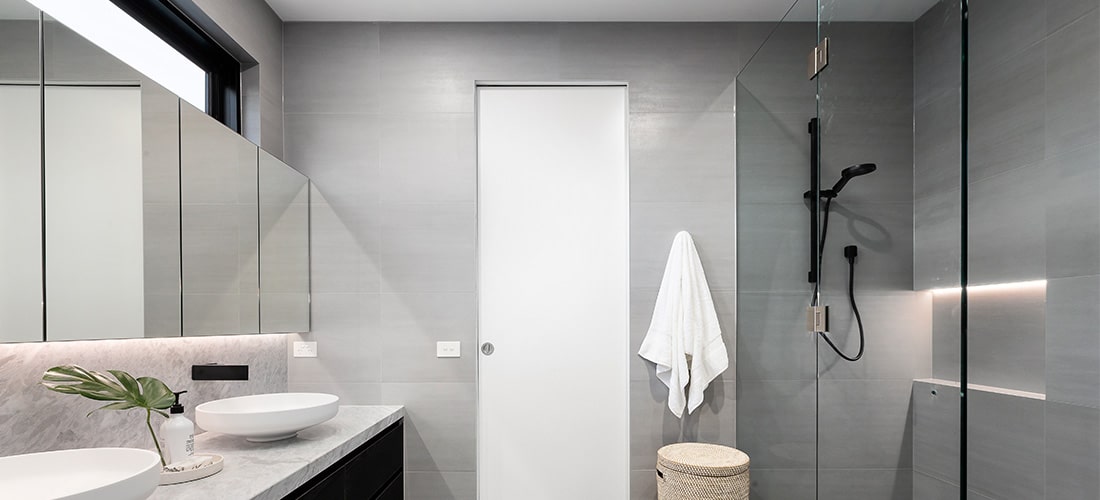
xmin=830 ymin=163 xmax=877 ymax=195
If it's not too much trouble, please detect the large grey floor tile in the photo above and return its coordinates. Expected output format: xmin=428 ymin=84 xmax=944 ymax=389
xmin=380 ymin=382 xmax=476 ymax=473
xmin=283 ymin=23 xmax=380 ymax=114
xmin=560 ymin=23 xmax=738 ymax=113
xmin=379 ymin=112 xmax=475 ymax=203
xmin=1046 ymin=275 xmax=1100 ymax=407
xmin=379 ymin=23 xmax=559 ymax=113
xmin=1045 ymin=401 xmax=1100 ymax=500
xmin=818 ymin=468 xmax=913 ymax=500
xmin=1045 ymin=11 xmax=1100 ymax=156
xmin=913 ymin=380 xmax=960 ymax=483
xmin=378 ymin=292 xmax=476 ymax=383
xmin=1045 ymin=143 xmax=1100 ymax=279
xmin=629 ymin=112 xmax=735 ymax=203
xmin=405 ymin=471 xmax=476 ymax=500
xmin=748 ymin=468 xmax=816 ymax=500
xmin=735 ymin=292 xmax=818 ymax=381
xmin=967 ymin=390 xmax=1045 ymax=500
xmin=379 ymin=202 xmax=476 ymax=293
xmin=818 ymin=380 xmax=914 ymax=469
xmin=736 ymin=379 xmax=816 ymax=468
xmin=630 ymin=202 xmax=735 ymax=291
xmin=818 ymin=292 xmax=932 ymax=381
xmin=967 ymin=283 xmax=1046 ymax=394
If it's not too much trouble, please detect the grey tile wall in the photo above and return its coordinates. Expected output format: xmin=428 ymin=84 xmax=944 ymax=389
xmin=737 ymin=20 xmax=920 ymax=499
xmin=914 ymin=2 xmax=1100 ymax=498
xmin=912 ymin=381 xmax=960 ymax=484
xmin=967 ymin=391 xmax=1046 ymax=500
xmin=284 ymin=22 xmax=743 ymax=500
xmin=1045 ymin=401 xmax=1100 ymax=499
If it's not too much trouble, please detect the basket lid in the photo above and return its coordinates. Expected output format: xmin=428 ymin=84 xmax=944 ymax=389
xmin=657 ymin=443 xmax=749 ymax=477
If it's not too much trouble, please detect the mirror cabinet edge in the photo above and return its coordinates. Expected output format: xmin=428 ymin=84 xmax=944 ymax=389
xmin=3 ymin=6 xmax=312 ymax=343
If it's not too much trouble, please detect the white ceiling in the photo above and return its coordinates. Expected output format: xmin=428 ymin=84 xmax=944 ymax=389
xmin=265 ymin=0 xmax=941 ymax=23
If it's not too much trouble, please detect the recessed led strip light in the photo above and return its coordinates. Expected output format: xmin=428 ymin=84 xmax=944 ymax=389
xmin=928 ymin=279 xmax=1047 ymax=295
xmin=27 ymin=0 xmax=206 ymax=109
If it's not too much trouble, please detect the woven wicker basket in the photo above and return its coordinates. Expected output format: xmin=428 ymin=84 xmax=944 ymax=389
xmin=656 ymin=443 xmax=750 ymax=500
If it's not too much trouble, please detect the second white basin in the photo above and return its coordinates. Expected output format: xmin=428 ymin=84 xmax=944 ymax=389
xmin=196 ymin=392 xmax=339 ymax=442
xmin=0 ymin=447 xmax=161 ymax=500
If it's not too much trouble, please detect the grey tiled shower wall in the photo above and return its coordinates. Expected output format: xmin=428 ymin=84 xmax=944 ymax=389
xmin=913 ymin=0 xmax=1100 ymax=498
xmin=282 ymin=22 xmax=757 ymax=500
xmin=736 ymin=21 xmax=925 ymax=499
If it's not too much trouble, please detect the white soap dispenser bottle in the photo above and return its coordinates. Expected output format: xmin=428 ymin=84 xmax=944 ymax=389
xmin=160 ymin=390 xmax=194 ymax=465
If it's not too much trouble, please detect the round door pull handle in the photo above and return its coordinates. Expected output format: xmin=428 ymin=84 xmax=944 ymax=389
xmin=481 ymin=342 xmax=495 ymax=356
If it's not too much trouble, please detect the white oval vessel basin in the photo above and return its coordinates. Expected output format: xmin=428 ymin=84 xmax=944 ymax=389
xmin=196 ymin=392 xmax=339 ymax=442
xmin=0 ymin=447 xmax=161 ymax=500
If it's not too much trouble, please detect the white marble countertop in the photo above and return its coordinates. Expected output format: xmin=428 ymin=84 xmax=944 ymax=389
xmin=149 ymin=405 xmax=405 ymax=500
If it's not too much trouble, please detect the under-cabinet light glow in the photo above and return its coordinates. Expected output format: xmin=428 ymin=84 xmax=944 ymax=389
xmin=28 ymin=0 xmax=206 ymax=109
xmin=928 ymin=279 xmax=1047 ymax=295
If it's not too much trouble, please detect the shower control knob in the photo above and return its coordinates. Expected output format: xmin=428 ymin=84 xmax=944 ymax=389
xmin=481 ymin=342 xmax=495 ymax=356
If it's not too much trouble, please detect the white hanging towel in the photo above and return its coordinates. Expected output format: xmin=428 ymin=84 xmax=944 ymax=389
xmin=638 ymin=231 xmax=728 ymax=418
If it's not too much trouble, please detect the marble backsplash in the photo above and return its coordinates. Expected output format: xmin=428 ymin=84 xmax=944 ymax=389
xmin=0 ymin=334 xmax=288 ymax=457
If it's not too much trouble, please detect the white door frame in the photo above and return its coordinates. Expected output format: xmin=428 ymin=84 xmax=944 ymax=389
xmin=474 ymin=81 xmax=631 ymax=499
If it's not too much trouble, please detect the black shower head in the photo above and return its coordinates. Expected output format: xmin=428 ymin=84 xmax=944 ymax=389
xmin=830 ymin=163 xmax=877 ymax=195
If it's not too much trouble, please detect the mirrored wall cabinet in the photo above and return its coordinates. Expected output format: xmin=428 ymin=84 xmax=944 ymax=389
xmin=0 ymin=0 xmax=310 ymax=342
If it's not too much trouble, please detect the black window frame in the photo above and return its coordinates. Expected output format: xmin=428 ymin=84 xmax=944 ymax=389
xmin=109 ymin=0 xmax=241 ymax=131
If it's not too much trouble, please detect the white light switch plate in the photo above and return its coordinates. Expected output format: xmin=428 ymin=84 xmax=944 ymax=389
xmin=293 ymin=341 xmax=318 ymax=358
xmin=436 ymin=341 xmax=461 ymax=358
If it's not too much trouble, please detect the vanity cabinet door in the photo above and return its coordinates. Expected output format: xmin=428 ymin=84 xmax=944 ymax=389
xmin=374 ymin=476 xmax=403 ymax=500
xmin=295 ymin=470 xmax=344 ymax=500
xmin=345 ymin=421 xmax=403 ymax=496
xmin=285 ymin=420 xmax=404 ymax=500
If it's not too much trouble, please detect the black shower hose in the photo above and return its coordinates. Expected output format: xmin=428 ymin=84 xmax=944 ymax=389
xmin=813 ymin=198 xmax=866 ymax=362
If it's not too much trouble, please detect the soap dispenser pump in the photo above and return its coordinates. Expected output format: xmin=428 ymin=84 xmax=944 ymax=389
xmin=160 ymin=390 xmax=194 ymax=465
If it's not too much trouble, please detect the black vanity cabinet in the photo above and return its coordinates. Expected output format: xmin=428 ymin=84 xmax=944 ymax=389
xmin=288 ymin=420 xmax=404 ymax=500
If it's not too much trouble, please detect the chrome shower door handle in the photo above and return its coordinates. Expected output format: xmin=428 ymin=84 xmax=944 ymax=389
xmin=481 ymin=342 xmax=495 ymax=356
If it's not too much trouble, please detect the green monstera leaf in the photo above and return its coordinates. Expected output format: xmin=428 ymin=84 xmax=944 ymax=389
xmin=42 ymin=365 xmax=176 ymax=466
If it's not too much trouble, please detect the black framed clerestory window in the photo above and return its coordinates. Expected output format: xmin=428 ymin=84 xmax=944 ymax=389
xmin=109 ymin=0 xmax=241 ymax=132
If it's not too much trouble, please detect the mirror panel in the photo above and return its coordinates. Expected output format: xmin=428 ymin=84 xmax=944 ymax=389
xmin=13 ymin=6 xmax=309 ymax=342
xmin=42 ymin=15 xmax=181 ymax=341
xmin=259 ymin=151 xmax=310 ymax=333
xmin=181 ymin=103 xmax=260 ymax=336
xmin=0 ymin=0 xmax=42 ymax=343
